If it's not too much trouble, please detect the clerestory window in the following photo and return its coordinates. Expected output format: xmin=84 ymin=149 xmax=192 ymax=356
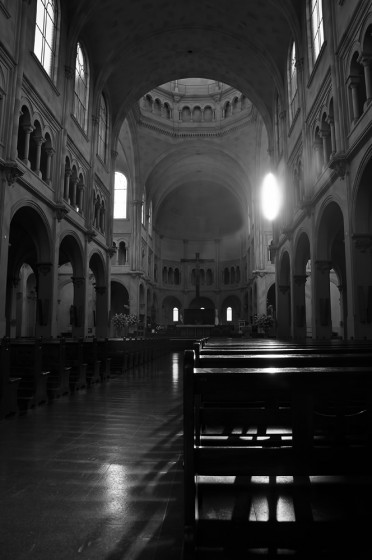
xmin=310 ymin=0 xmax=324 ymax=63
xmin=74 ymin=42 xmax=89 ymax=131
xmin=288 ymin=41 xmax=298 ymax=123
xmin=98 ymin=94 xmax=108 ymax=162
xmin=114 ymin=172 xmax=127 ymax=219
xmin=34 ymin=0 xmax=58 ymax=78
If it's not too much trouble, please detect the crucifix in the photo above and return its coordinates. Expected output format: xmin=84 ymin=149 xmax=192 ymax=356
xmin=181 ymin=252 xmax=214 ymax=298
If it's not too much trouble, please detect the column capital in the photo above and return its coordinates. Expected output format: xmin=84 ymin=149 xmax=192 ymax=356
xmin=54 ymin=202 xmax=69 ymax=222
xmin=36 ymin=262 xmax=53 ymax=275
xmin=33 ymin=135 xmax=46 ymax=147
xmin=94 ymin=285 xmax=107 ymax=295
xmin=358 ymin=54 xmax=372 ymax=67
xmin=71 ymin=276 xmax=85 ymax=287
xmin=293 ymin=274 xmax=307 ymax=286
xmin=315 ymin=260 xmax=332 ymax=273
xmin=352 ymin=234 xmax=372 ymax=252
xmin=64 ymin=65 xmax=74 ymax=80
xmin=45 ymin=147 xmax=56 ymax=157
xmin=278 ymin=284 xmax=290 ymax=294
xmin=329 ymin=152 xmax=348 ymax=179
xmin=111 ymin=149 xmax=119 ymax=160
xmin=346 ymin=74 xmax=361 ymax=88
xmin=2 ymin=162 xmax=24 ymax=186
xmin=23 ymin=124 xmax=34 ymax=134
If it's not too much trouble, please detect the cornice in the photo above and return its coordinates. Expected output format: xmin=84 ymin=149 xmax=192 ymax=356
xmin=134 ymin=109 xmax=258 ymax=139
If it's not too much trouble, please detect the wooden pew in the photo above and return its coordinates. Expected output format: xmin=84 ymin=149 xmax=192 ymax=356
xmin=95 ymin=338 xmax=111 ymax=381
xmin=0 ymin=338 xmax=21 ymax=418
xmin=41 ymin=338 xmax=71 ymax=399
xmin=81 ymin=339 xmax=101 ymax=385
xmin=183 ymin=349 xmax=372 ymax=558
xmin=64 ymin=338 xmax=87 ymax=391
xmin=9 ymin=339 xmax=49 ymax=412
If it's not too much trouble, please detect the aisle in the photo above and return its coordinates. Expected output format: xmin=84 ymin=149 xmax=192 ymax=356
xmin=0 ymin=353 xmax=184 ymax=560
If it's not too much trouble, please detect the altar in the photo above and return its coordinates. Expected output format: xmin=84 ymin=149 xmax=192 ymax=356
xmin=175 ymin=324 xmax=215 ymax=337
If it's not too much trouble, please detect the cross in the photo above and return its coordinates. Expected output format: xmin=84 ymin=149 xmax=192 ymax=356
xmin=181 ymin=252 xmax=214 ymax=298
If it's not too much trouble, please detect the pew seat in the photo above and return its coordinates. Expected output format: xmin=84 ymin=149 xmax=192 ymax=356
xmin=183 ymin=348 xmax=372 ymax=558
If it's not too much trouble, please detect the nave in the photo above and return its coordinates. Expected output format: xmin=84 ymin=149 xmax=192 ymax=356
xmin=1 ymin=344 xmax=372 ymax=560
xmin=0 ymin=352 xmax=184 ymax=560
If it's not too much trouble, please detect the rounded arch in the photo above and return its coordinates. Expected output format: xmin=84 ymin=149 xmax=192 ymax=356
xmin=293 ymin=230 xmax=311 ymax=275
xmin=9 ymin=202 xmax=52 ymax=267
xmin=110 ymin=280 xmax=130 ymax=316
xmin=58 ymin=232 xmax=84 ymax=277
xmin=88 ymin=250 xmax=106 ymax=286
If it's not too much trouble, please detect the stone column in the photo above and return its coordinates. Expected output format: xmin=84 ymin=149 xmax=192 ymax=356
xmin=77 ymin=182 xmax=84 ymax=214
xmin=10 ymin=0 xmax=32 ymax=161
xmin=71 ymin=276 xmax=86 ymax=338
xmin=326 ymin=116 xmax=336 ymax=156
xmin=63 ymin=168 xmax=71 ymax=200
xmin=352 ymin=234 xmax=372 ymax=339
xmin=314 ymin=260 xmax=332 ymax=339
xmin=131 ymin=199 xmax=143 ymax=271
xmin=319 ymin=128 xmax=330 ymax=169
xmin=71 ymin=177 xmax=78 ymax=209
xmin=214 ymin=239 xmax=220 ymax=290
xmin=313 ymin=138 xmax=323 ymax=177
xmin=33 ymin=135 xmax=45 ymax=176
xmin=45 ymin=147 xmax=55 ymax=184
xmin=346 ymin=75 xmax=362 ymax=123
xmin=95 ymin=285 xmax=108 ymax=338
xmin=22 ymin=124 xmax=34 ymax=167
xmin=360 ymin=55 xmax=372 ymax=108
xmin=276 ymin=284 xmax=291 ymax=339
xmin=35 ymin=262 xmax=54 ymax=337
xmin=292 ymin=274 xmax=307 ymax=339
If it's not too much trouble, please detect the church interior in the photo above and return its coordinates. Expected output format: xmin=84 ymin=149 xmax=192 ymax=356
xmin=1 ymin=0 xmax=372 ymax=558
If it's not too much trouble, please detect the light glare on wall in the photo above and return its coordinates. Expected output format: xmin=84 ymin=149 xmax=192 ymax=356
xmin=261 ymin=173 xmax=281 ymax=221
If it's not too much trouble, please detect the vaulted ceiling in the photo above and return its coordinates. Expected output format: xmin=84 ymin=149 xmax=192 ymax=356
xmin=63 ymin=0 xmax=301 ymax=242
xmin=64 ymin=0 xmax=302 ymax=133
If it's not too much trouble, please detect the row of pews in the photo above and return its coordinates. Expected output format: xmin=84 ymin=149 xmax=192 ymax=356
xmin=0 ymin=336 xmax=169 ymax=418
xmin=183 ymin=337 xmax=372 ymax=559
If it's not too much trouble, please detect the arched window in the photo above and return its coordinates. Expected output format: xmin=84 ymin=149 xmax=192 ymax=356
xmin=98 ymin=93 xmax=108 ymax=162
xmin=226 ymin=307 xmax=232 ymax=322
xmin=74 ymin=42 xmax=89 ymax=131
xmin=173 ymin=307 xmax=179 ymax=322
xmin=118 ymin=241 xmax=127 ymax=265
xmin=34 ymin=0 xmax=58 ymax=78
xmin=310 ymin=0 xmax=324 ymax=63
xmin=114 ymin=172 xmax=127 ymax=219
xmin=141 ymin=193 xmax=145 ymax=225
xmin=288 ymin=41 xmax=298 ymax=123
xmin=148 ymin=201 xmax=152 ymax=235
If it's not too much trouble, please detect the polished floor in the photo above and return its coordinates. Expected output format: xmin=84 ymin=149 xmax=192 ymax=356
xmin=2 ymin=349 xmax=372 ymax=560
xmin=0 ymin=352 xmax=184 ymax=560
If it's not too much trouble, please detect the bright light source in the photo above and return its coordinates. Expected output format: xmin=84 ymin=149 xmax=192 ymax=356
xmin=261 ymin=173 xmax=281 ymax=221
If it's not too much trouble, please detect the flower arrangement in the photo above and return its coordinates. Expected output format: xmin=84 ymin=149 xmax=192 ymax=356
xmin=112 ymin=313 xmax=138 ymax=336
xmin=253 ymin=313 xmax=274 ymax=333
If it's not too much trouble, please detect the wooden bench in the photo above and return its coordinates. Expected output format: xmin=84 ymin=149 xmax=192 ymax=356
xmin=0 ymin=338 xmax=21 ymax=418
xmin=9 ymin=340 xmax=49 ymax=412
xmin=81 ymin=339 xmax=101 ymax=385
xmin=41 ymin=338 xmax=71 ymax=399
xmin=64 ymin=338 xmax=87 ymax=391
xmin=183 ymin=349 xmax=372 ymax=558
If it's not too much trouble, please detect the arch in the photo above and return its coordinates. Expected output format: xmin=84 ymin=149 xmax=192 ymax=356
xmin=314 ymin=201 xmax=346 ymax=339
xmin=351 ymin=155 xmax=372 ymax=338
xmin=73 ymin=41 xmax=90 ymax=131
xmin=7 ymin=205 xmax=53 ymax=337
xmin=110 ymin=280 xmax=130 ymax=317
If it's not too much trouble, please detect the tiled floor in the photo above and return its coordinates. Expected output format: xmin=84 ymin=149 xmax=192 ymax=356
xmin=0 ymin=352 xmax=184 ymax=560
